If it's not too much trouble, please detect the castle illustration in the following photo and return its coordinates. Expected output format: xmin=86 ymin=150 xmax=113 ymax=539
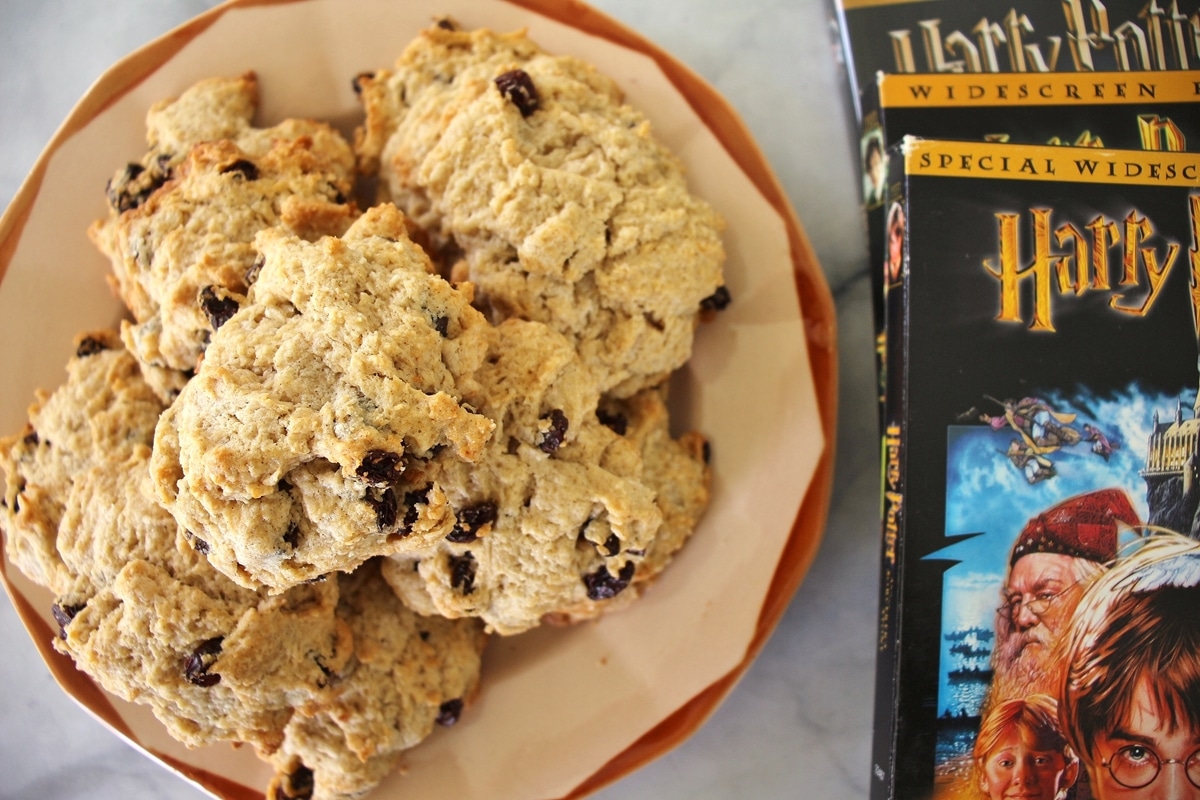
xmin=1142 ymin=388 xmax=1200 ymax=537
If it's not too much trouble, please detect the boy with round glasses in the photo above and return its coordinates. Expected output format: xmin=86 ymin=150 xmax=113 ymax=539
xmin=1059 ymin=532 xmax=1200 ymax=799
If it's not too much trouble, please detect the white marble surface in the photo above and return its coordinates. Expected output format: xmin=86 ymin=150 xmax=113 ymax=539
xmin=0 ymin=1 xmax=876 ymax=798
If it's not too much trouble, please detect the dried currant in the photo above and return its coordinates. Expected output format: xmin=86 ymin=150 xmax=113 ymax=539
xmin=184 ymin=636 xmax=224 ymax=687
xmin=583 ymin=561 xmax=635 ymax=601
xmin=436 ymin=697 xmax=464 ymax=726
xmin=401 ymin=487 xmax=430 ymax=530
xmin=283 ymin=522 xmax=301 ymax=550
xmin=600 ymin=533 xmax=621 ymax=557
xmin=75 ymin=336 xmax=108 ymax=358
xmin=356 ymin=450 xmax=404 ymax=487
xmin=449 ymin=552 xmax=477 ymax=595
xmin=199 ymin=286 xmax=239 ymax=331
xmin=351 ymin=72 xmax=374 ymax=95
xmin=185 ymin=531 xmax=211 ymax=555
xmin=276 ymin=764 xmax=315 ymax=800
xmin=432 ymin=314 xmax=450 ymax=336
xmin=447 ymin=501 xmax=497 ymax=543
xmin=365 ymin=486 xmax=398 ymax=529
xmin=51 ymin=601 xmax=84 ymax=640
xmin=106 ymin=163 xmax=143 ymax=207
xmin=220 ymin=158 xmax=259 ymax=180
xmin=700 ymin=285 xmax=732 ymax=312
xmin=596 ymin=409 xmax=627 ymax=436
xmin=494 ymin=69 xmax=539 ymax=117
xmin=538 ymin=409 xmax=569 ymax=454
xmin=245 ymin=254 xmax=266 ymax=286
xmin=106 ymin=162 xmax=169 ymax=213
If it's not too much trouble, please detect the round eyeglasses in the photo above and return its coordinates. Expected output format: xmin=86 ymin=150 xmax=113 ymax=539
xmin=996 ymin=581 xmax=1080 ymax=623
xmin=1101 ymin=744 xmax=1200 ymax=790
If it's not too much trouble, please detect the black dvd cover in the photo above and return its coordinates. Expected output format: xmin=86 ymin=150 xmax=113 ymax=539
xmin=872 ymin=138 xmax=1200 ymax=799
xmin=833 ymin=0 xmax=1200 ymax=123
xmin=860 ymin=69 xmax=1200 ymax=426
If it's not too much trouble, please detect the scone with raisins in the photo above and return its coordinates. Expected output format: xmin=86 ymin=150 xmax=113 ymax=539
xmin=150 ymin=204 xmax=497 ymax=592
xmin=380 ymin=320 xmax=711 ymax=635
xmin=89 ymin=73 xmax=358 ymax=391
xmin=0 ymin=334 xmax=485 ymax=800
xmin=354 ymin=24 xmax=727 ymax=399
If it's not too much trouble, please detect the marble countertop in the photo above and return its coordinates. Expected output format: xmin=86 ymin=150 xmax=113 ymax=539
xmin=0 ymin=1 xmax=877 ymax=798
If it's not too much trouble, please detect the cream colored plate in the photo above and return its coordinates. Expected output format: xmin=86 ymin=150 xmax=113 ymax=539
xmin=0 ymin=1 xmax=837 ymax=797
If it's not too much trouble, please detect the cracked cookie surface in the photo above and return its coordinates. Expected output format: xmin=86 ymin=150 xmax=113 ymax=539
xmin=381 ymin=320 xmax=711 ymax=635
xmin=89 ymin=73 xmax=358 ymax=384
xmin=0 ymin=336 xmax=485 ymax=800
xmin=355 ymin=25 xmax=727 ymax=398
xmin=151 ymin=204 xmax=497 ymax=593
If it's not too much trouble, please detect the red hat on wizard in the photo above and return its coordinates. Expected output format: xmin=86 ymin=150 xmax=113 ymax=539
xmin=1009 ymin=488 xmax=1139 ymax=567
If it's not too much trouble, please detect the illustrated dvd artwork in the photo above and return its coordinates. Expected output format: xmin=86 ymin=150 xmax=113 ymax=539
xmin=859 ymin=68 xmax=1200 ymax=425
xmin=872 ymin=138 xmax=1200 ymax=800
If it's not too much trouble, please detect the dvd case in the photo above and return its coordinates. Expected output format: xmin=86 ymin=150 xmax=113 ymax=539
xmin=860 ymin=69 xmax=1200 ymax=425
xmin=872 ymin=138 xmax=1200 ymax=799
xmin=833 ymin=0 xmax=1200 ymax=123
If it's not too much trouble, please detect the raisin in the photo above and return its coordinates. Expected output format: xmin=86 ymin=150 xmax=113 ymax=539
xmin=402 ymin=487 xmax=430 ymax=530
xmin=447 ymin=501 xmax=497 ymax=543
xmin=277 ymin=764 xmax=315 ymax=800
xmin=601 ymin=533 xmax=621 ymax=557
xmin=436 ymin=697 xmax=464 ymax=726
xmin=365 ymin=486 xmax=398 ymax=529
xmin=449 ymin=552 xmax=476 ymax=594
xmin=583 ymin=561 xmax=635 ymax=601
xmin=494 ymin=69 xmax=540 ymax=117
xmin=703 ymin=440 xmax=712 ymax=464
xmin=356 ymin=450 xmax=404 ymax=487
xmin=351 ymin=72 xmax=374 ymax=95
xmin=283 ymin=522 xmax=301 ymax=550
xmin=105 ymin=162 xmax=168 ymax=213
xmin=245 ymin=254 xmax=266 ymax=286
xmin=538 ymin=409 xmax=569 ymax=453
xmin=113 ymin=162 xmax=143 ymax=189
xmin=435 ymin=17 xmax=457 ymax=30
xmin=700 ymin=285 xmax=732 ymax=312
xmin=418 ymin=630 xmax=431 ymax=642
xmin=220 ymin=159 xmax=259 ymax=180
xmin=596 ymin=409 xmax=627 ymax=436
xmin=186 ymin=531 xmax=211 ymax=555
xmin=199 ymin=286 xmax=239 ymax=331
xmin=184 ymin=636 xmax=224 ymax=687
xmin=22 ymin=430 xmax=39 ymax=447
xmin=75 ymin=336 xmax=109 ymax=358
xmin=51 ymin=601 xmax=84 ymax=640
xmin=432 ymin=314 xmax=449 ymax=336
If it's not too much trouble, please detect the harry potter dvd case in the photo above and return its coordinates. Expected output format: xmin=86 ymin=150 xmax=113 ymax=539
xmin=872 ymin=138 xmax=1200 ymax=799
xmin=860 ymin=69 xmax=1200 ymax=425
xmin=833 ymin=0 xmax=1200 ymax=123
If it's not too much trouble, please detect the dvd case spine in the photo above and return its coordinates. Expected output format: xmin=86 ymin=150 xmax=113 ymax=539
xmin=869 ymin=137 xmax=910 ymax=800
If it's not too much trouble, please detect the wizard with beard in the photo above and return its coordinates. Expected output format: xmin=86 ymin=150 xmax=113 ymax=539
xmin=981 ymin=489 xmax=1139 ymax=720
